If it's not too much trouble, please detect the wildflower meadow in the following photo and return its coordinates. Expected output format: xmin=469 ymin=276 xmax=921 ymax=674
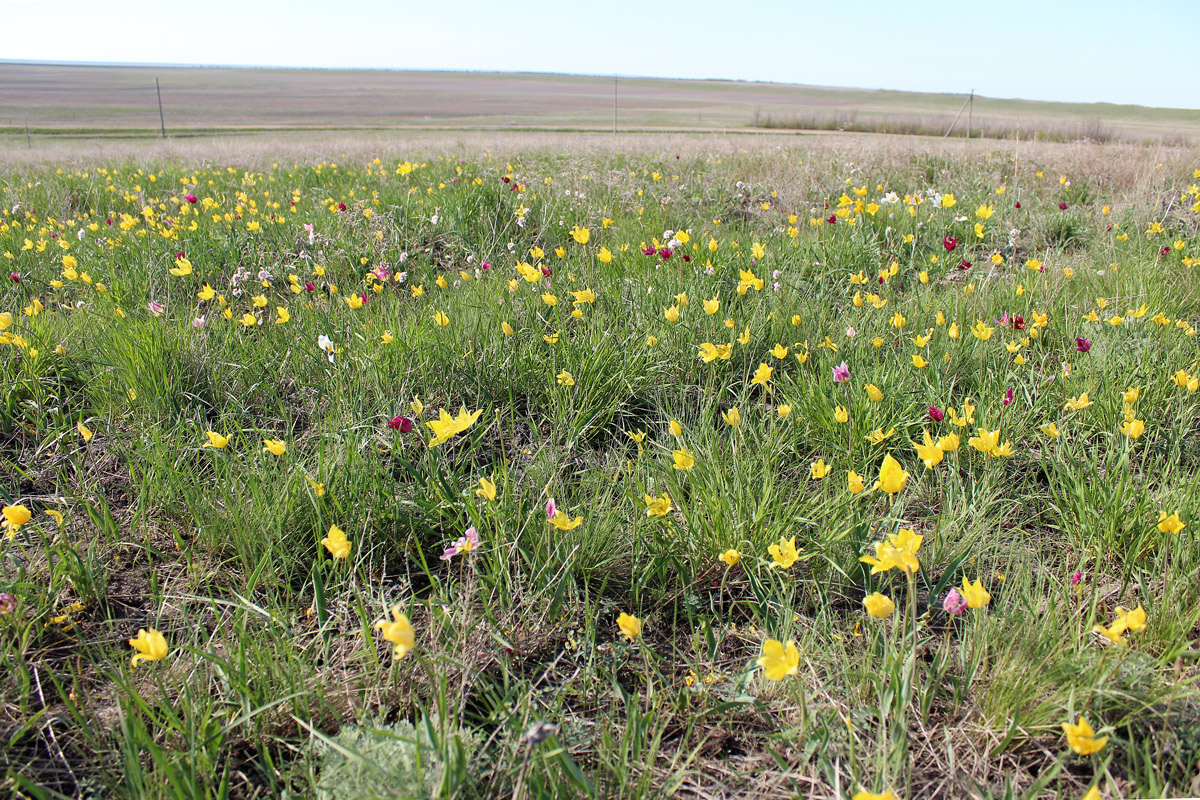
xmin=1 ymin=136 xmax=1199 ymax=799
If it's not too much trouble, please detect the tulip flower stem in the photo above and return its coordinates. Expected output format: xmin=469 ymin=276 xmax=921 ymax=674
xmin=843 ymin=383 xmax=853 ymax=459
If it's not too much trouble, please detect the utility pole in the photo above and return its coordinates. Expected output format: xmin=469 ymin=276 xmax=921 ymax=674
xmin=155 ymin=78 xmax=166 ymax=138
xmin=25 ymin=117 xmax=31 ymax=149
xmin=967 ymin=89 xmax=974 ymax=139
xmin=613 ymin=75 xmax=618 ymax=134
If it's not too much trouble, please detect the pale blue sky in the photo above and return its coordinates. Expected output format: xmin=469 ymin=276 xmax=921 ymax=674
xmin=3 ymin=0 xmax=1198 ymax=108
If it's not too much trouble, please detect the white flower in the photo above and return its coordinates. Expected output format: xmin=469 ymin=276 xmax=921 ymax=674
xmin=846 ymin=327 xmax=857 ymax=338
xmin=76 ymin=229 xmax=85 ymax=241
xmin=193 ymin=316 xmax=207 ymax=329
xmin=317 ymin=335 xmax=335 ymax=362
xmin=398 ymin=252 xmax=408 ymax=263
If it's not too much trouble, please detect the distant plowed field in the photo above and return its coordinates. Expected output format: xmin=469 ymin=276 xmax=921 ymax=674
xmin=2 ymin=62 xmax=1198 ymax=141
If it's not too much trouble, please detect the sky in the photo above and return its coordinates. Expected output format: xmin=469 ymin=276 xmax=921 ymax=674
xmin=3 ymin=0 xmax=1198 ymax=109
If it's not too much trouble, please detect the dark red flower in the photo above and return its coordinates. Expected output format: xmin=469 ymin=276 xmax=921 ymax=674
xmin=943 ymin=236 xmax=957 ymax=251
xmin=106 ymin=218 xmax=113 ymax=226
xmin=1105 ymin=224 xmax=1113 ymax=232
xmin=826 ymin=214 xmax=837 ymax=224
xmin=681 ymin=254 xmax=690 ymax=262
xmin=502 ymin=176 xmax=510 ymax=183
xmin=642 ymin=246 xmax=657 ymax=256
xmin=1015 ymin=202 xmax=1021 ymax=209
xmin=1003 ymin=387 xmax=1014 ymax=406
xmin=1059 ymin=202 xmax=1069 ymax=210
xmin=1013 ymin=314 xmax=1025 ymax=330
xmin=305 ymin=282 xmax=316 ymax=292
xmin=1075 ymin=337 xmax=1091 ymax=353
xmin=9 ymin=273 xmax=19 ymax=283
xmin=387 ymin=415 xmax=403 ymax=430
xmin=481 ymin=261 xmax=490 ymax=270
xmin=928 ymin=405 xmax=945 ymax=422
xmin=541 ymin=266 xmax=553 ymax=277
xmin=185 ymin=194 xmax=198 ymax=204
xmin=399 ymin=416 xmax=413 ymax=433
xmin=659 ymin=248 xmax=672 ymax=260
xmin=957 ymin=258 xmax=971 ymax=270
xmin=1160 ymin=246 xmax=1171 ymax=256
xmin=337 ymin=202 xmax=346 ymax=212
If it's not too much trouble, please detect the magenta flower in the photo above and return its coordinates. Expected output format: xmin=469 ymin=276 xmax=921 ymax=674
xmin=1059 ymin=202 xmax=1069 ymax=210
xmin=9 ymin=273 xmax=19 ymax=283
xmin=440 ymin=526 xmax=480 ymax=561
xmin=545 ymin=498 xmax=557 ymax=521
xmin=1071 ymin=570 xmax=1082 ymax=587
xmin=832 ymin=361 xmax=850 ymax=383
xmin=943 ymin=588 xmax=968 ymax=616
xmin=928 ymin=405 xmax=944 ymax=422
xmin=1075 ymin=337 xmax=1091 ymax=353
xmin=1003 ymin=387 xmax=1014 ymax=406
xmin=185 ymin=194 xmax=198 ymax=204
xmin=148 ymin=300 xmax=165 ymax=317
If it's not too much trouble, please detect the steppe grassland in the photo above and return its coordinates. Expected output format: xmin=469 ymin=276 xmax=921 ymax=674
xmin=1 ymin=132 xmax=1200 ymax=799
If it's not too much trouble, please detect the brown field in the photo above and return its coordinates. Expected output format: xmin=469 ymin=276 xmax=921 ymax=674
xmin=2 ymin=62 xmax=1199 ymax=143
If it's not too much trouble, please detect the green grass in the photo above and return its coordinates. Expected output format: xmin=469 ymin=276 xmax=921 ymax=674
xmin=0 ymin=139 xmax=1199 ymax=799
